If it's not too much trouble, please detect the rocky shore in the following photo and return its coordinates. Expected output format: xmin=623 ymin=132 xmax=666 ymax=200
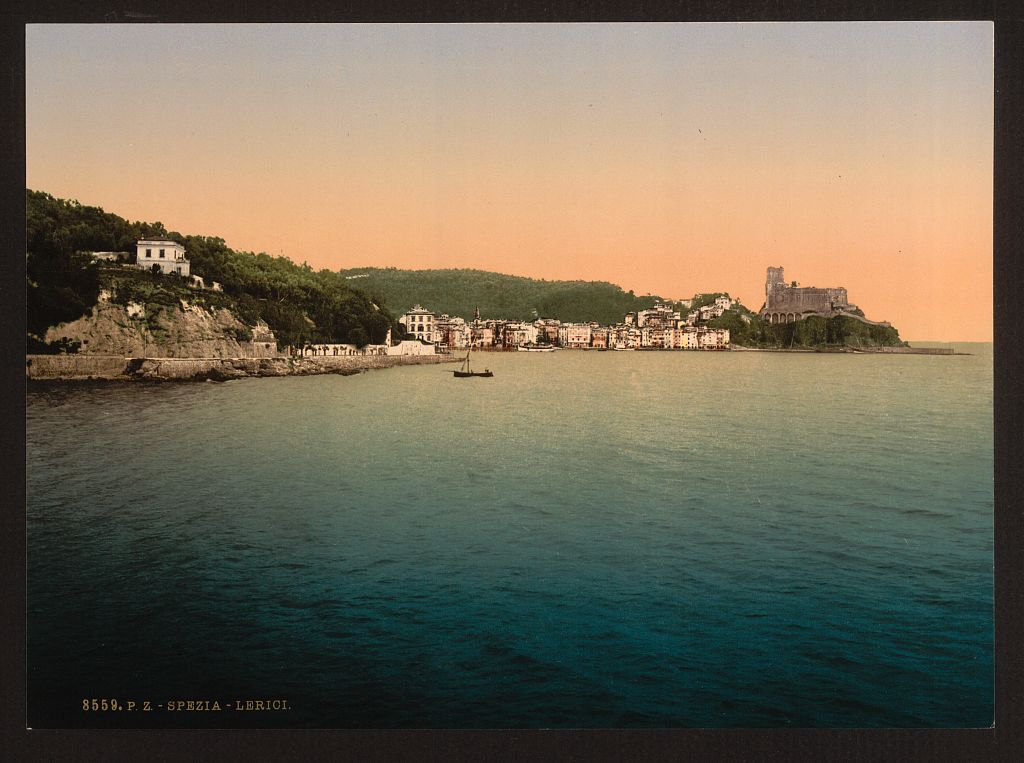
xmin=26 ymin=353 xmax=458 ymax=383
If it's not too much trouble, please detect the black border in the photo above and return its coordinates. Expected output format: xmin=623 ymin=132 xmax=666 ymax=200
xmin=3 ymin=2 xmax=1020 ymax=760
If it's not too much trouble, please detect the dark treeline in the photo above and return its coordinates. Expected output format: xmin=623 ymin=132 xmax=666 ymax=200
xmin=26 ymin=190 xmax=399 ymax=350
xmin=707 ymin=307 xmax=904 ymax=348
xmin=338 ymin=267 xmax=671 ymax=325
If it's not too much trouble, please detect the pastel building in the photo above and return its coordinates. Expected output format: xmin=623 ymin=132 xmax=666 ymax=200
xmin=558 ymin=323 xmax=592 ymax=349
xmin=502 ymin=322 xmax=538 ymax=348
xmin=673 ymin=328 xmax=700 ymax=349
xmin=436 ymin=315 xmax=471 ymax=349
xmin=636 ymin=303 xmax=680 ymax=328
xmin=641 ymin=326 xmax=669 ymax=349
xmin=698 ymin=327 xmax=730 ymax=349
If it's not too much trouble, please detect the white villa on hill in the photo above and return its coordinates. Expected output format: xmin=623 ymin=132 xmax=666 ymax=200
xmin=136 ymin=238 xmax=190 ymax=276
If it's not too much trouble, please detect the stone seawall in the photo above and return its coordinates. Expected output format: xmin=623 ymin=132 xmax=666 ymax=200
xmin=26 ymin=354 xmax=456 ymax=382
xmin=863 ymin=346 xmax=956 ymax=355
xmin=26 ymin=355 xmax=134 ymax=379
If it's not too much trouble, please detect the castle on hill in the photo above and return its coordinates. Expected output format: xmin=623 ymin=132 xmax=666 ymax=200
xmin=761 ymin=266 xmax=863 ymax=324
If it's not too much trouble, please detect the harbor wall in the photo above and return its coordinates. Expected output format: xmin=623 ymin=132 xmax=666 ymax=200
xmin=868 ymin=347 xmax=955 ymax=355
xmin=26 ymin=353 xmax=456 ymax=382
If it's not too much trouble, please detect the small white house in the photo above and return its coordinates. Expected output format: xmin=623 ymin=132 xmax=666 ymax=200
xmin=136 ymin=238 xmax=190 ymax=277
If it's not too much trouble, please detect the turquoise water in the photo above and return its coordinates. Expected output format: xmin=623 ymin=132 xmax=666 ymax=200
xmin=27 ymin=346 xmax=993 ymax=727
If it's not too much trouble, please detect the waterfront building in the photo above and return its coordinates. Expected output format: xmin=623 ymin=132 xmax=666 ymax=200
xmin=436 ymin=314 xmax=471 ymax=349
xmin=534 ymin=319 xmax=561 ymax=345
xmin=471 ymin=324 xmax=496 ymax=348
xmin=502 ymin=322 xmax=538 ymax=349
xmin=399 ymin=305 xmax=442 ymax=345
xmin=669 ymin=327 xmax=698 ymax=350
xmin=607 ymin=325 xmax=629 ymax=349
xmin=698 ymin=327 xmax=730 ymax=349
xmin=641 ymin=326 xmax=669 ymax=349
xmin=558 ymin=323 xmax=592 ymax=349
xmin=302 ymin=343 xmax=389 ymax=357
xmin=136 ymin=238 xmax=190 ymax=277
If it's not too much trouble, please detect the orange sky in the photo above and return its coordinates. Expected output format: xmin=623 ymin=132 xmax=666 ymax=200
xmin=26 ymin=23 xmax=993 ymax=340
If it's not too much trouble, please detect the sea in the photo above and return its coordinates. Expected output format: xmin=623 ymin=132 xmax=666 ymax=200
xmin=26 ymin=345 xmax=994 ymax=728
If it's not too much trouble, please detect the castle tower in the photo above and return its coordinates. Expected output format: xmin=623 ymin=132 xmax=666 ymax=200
xmin=766 ymin=266 xmax=786 ymax=309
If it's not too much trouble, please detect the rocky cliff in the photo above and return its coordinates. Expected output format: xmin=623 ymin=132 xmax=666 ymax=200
xmin=44 ymin=290 xmax=280 ymax=358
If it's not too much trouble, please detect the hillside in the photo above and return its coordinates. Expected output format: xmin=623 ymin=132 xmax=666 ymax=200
xmin=338 ymin=267 xmax=671 ymax=324
xmin=27 ymin=190 xmax=397 ymax=352
xmin=707 ymin=303 xmax=905 ymax=348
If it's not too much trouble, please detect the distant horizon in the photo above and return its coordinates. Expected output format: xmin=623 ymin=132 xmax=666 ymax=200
xmin=27 ymin=23 xmax=993 ymax=342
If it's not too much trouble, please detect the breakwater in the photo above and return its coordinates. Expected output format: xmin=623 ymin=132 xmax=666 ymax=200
xmin=862 ymin=346 xmax=956 ymax=354
xmin=25 ymin=353 xmax=456 ymax=382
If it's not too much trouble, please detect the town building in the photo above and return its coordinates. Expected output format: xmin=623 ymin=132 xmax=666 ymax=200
xmin=636 ymin=303 xmax=680 ymax=328
xmin=136 ymin=238 xmax=190 ymax=276
xmin=608 ymin=325 xmax=641 ymax=349
xmin=436 ymin=314 xmax=471 ymax=349
xmin=672 ymin=327 xmax=700 ymax=350
xmin=558 ymin=323 xmax=592 ymax=349
xmin=534 ymin=319 xmax=561 ymax=345
xmin=641 ymin=326 xmax=669 ymax=349
xmin=698 ymin=327 xmax=730 ymax=349
xmin=399 ymin=305 xmax=442 ymax=345
xmin=302 ymin=343 xmax=388 ymax=357
xmin=502 ymin=322 xmax=538 ymax=349
xmin=471 ymin=323 xmax=496 ymax=348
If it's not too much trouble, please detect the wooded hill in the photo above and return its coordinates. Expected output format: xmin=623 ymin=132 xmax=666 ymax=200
xmin=706 ymin=302 xmax=905 ymax=348
xmin=26 ymin=190 xmax=396 ymax=351
xmin=27 ymin=189 xmax=904 ymax=353
xmin=338 ymin=267 xmax=672 ymax=325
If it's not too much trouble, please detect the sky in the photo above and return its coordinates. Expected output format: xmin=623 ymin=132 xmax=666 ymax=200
xmin=26 ymin=23 xmax=993 ymax=340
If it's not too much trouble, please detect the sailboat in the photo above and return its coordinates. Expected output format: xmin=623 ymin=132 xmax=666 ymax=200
xmin=453 ymin=345 xmax=493 ymax=378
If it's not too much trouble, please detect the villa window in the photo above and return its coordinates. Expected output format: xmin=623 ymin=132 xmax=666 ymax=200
xmin=159 ymin=249 xmax=165 ymax=258
xmin=146 ymin=248 xmax=152 ymax=257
